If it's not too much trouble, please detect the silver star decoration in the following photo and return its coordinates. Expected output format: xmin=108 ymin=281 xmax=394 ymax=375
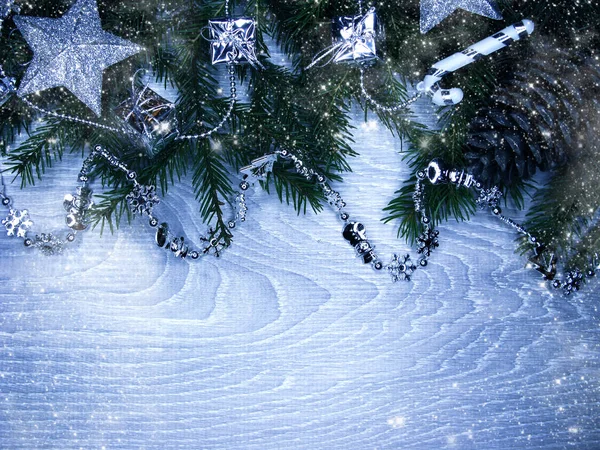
xmin=14 ymin=0 xmax=142 ymax=116
xmin=420 ymin=0 xmax=503 ymax=34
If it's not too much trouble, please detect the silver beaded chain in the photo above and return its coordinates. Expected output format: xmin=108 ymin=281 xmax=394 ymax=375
xmin=16 ymin=68 xmax=238 ymax=141
xmin=81 ymin=145 xmax=249 ymax=260
xmin=422 ymin=159 xmax=599 ymax=295
xmin=174 ymin=64 xmax=237 ymax=141
xmin=242 ymin=149 xmax=438 ymax=282
xmin=359 ymin=69 xmax=423 ymax=113
xmin=0 ymin=163 xmax=92 ymax=255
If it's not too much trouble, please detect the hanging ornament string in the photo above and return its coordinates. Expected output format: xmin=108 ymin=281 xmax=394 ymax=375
xmin=19 ymin=96 xmax=124 ymax=132
xmin=423 ymin=159 xmax=599 ymax=295
xmin=359 ymin=69 xmax=423 ymax=113
xmin=0 ymin=161 xmax=94 ymax=255
xmin=354 ymin=1 xmax=424 ymax=112
xmin=174 ymin=64 xmax=237 ymax=141
xmin=241 ymin=149 xmax=439 ymax=282
xmin=175 ymin=0 xmax=263 ymax=139
xmin=82 ymin=145 xmax=250 ymax=259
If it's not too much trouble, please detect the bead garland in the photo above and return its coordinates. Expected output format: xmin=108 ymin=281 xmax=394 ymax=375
xmin=423 ymin=159 xmax=599 ymax=295
xmin=242 ymin=149 xmax=439 ymax=282
xmin=0 ymin=165 xmax=92 ymax=255
xmin=359 ymin=69 xmax=423 ymax=113
xmin=82 ymin=145 xmax=249 ymax=260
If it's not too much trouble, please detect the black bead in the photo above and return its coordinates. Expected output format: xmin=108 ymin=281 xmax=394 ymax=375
xmin=552 ymin=280 xmax=561 ymax=289
xmin=228 ymin=221 xmax=236 ymax=229
xmin=343 ymin=222 xmax=366 ymax=247
xmin=190 ymin=251 xmax=199 ymax=260
xmin=362 ymin=251 xmax=375 ymax=264
xmin=149 ymin=218 xmax=158 ymax=227
xmin=587 ymin=269 xmax=595 ymax=277
xmin=420 ymin=259 xmax=428 ymax=267
xmin=492 ymin=207 xmax=502 ymax=215
xmin=24 ymin=238 xmax=33 ymax=247
xmin=340 ymin=212 xmax=349 ymax=221
xmin=2 ymin=198 xmax=10 ymax=206
xmin=156 ymin=223 xmax=169 ymax=247
xmin=240 ymin=181 xmax=249 ymax=191
xmin=373 ymin=261 xmax=383 ymax=271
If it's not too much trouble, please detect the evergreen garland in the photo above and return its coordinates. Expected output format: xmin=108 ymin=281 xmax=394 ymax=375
xmin=0 ymin=0 xmax=598 ymax=279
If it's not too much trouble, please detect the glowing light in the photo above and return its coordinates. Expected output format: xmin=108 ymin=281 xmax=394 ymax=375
xmin=387 ymin=416 xmax=406 ymax=428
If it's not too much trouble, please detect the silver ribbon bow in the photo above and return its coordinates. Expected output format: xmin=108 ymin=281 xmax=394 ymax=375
xmin=306 ymin=7 xmax=378 ymax=70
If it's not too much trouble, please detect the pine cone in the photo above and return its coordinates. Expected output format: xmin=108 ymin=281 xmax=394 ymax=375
xmin=465 ymin=46 xmax=600 ymax=187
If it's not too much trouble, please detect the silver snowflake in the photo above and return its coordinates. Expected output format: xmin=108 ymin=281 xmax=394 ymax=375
xmin=126 ymin=185 xmax=159 ymax=215
xmin=388 ymin=254 xmax=417 ymax=282
xmin=33 ymin=233 xmax=64 ymax=256
xmin=2 ymin=208 xmax=33 ymax=238
xmin=417 ymin=228 xmax=440 ymax=257
xmin=476 ymin=186 xmax=502 ymax=209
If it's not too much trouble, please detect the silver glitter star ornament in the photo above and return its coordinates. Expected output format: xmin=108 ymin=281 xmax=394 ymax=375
xmin=420 ymin=0 xmax=503 ymax=34
xmin=14 ymin=0 xmax=142 ymax=116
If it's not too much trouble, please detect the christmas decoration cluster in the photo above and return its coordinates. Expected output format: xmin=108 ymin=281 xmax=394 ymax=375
xmin=0 ymin=0 xmax=598 ymax=294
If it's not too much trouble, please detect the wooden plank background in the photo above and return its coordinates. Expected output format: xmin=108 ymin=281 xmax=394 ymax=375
xmin=1 ymin=49 xmax=599 ymax=450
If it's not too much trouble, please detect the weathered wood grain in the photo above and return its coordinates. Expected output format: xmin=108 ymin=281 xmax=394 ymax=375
xmin=1 ymin=49 xmax=599 ymax=449
xmin=1 ymin=112 xmax=599 ymax=449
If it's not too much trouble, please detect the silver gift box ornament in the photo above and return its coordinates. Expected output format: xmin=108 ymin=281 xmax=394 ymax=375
xmin=208 ymin=17 xmax=258 ymax=65
xmin=331 ymin=8 xmax=379 ymax=64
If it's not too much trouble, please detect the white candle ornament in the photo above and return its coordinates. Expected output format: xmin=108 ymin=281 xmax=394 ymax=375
xmin=417 ymin=20 xmax=535 ymax=106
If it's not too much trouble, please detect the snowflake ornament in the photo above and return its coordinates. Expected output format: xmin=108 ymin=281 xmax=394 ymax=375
xmin=388 ymin=254 xmax=417 ymax=282
xmin=560 ymin=269 xmax=584 ymax=296
xmin=126 ymin=184 xmax=160 ymax=215
xmin=476 ymin=186 xmax=502 ymax=210
xmin=32 ymin=233 xmax=64 ymax=256
xmin=2 ymin=208 xmax=33 ymax=238
xmin=417 ymin=228 xmax=440 ymax=257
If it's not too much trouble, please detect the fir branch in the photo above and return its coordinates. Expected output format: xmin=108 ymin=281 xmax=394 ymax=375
xmin=382 ymin=130 xmax=477 ymax=244
xmin=3 ymin=118 xmax=88 ymax=187
xmin=88 ymin=186 xmax=131 ymax=235
xmin=191 ymin=138 xmax=235 ymax=244
xmin=522 ymin=150 xmax=600 ymax=265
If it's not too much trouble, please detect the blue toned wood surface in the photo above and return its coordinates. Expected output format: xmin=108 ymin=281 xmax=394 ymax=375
xmin=0 ymin=76 xmax=599 ymax=450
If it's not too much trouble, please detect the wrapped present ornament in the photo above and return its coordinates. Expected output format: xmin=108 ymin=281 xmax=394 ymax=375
xmin=203 ymin=17 xmax=263 ymax=69
xmin=116 ymin=82 xmax=178 ymax=157
xmin=307 ymin=7 xmax=380 ymax=69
